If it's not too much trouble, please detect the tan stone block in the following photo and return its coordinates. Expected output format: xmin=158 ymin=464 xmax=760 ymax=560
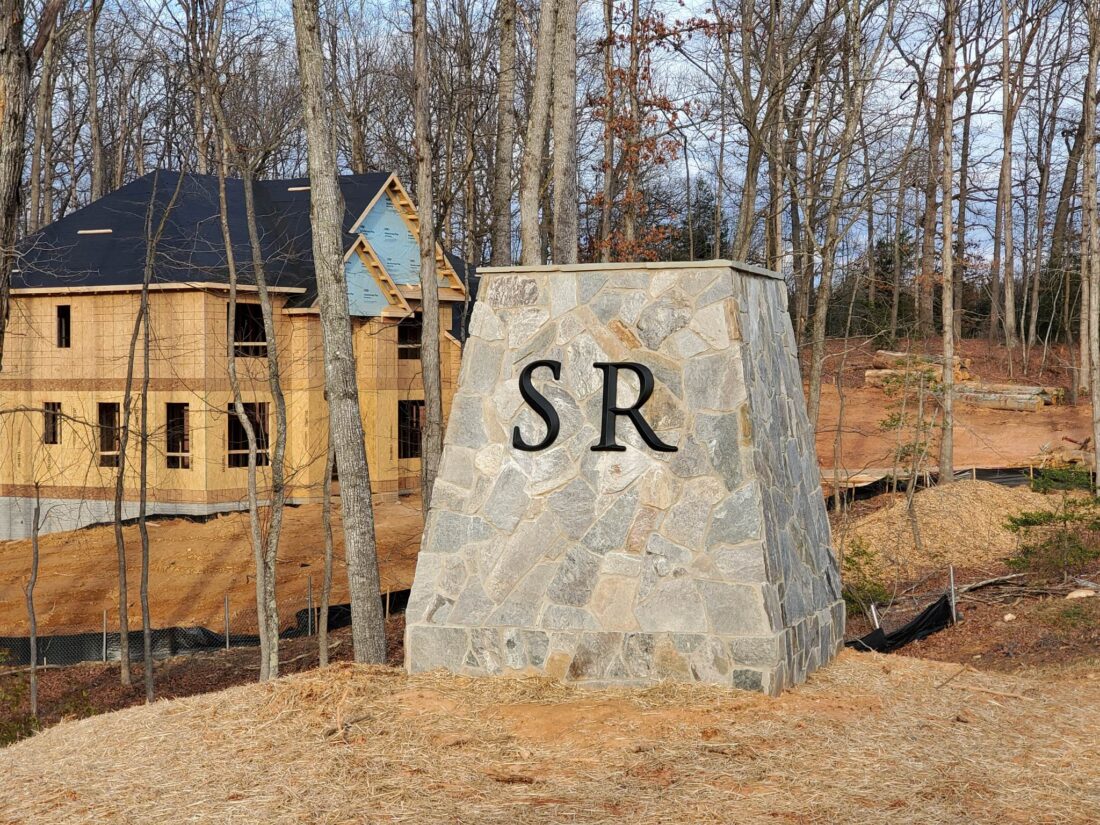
xmin=608 ymin=319 xmax=641 ymax=349
xmin=653 ymin=637 xmax=691 ymax=679
xmin=589 ymin=575 xmax=640 ymax=631
xmin=625 ymin=505 xmax=662 ymax=554
xmin=725 ymin=298 xmax=741 ymax=341
xmin=544 ymin=650 xmax=572 ymax=679
xmin=638 ymin=466 xmax=676 ymax=510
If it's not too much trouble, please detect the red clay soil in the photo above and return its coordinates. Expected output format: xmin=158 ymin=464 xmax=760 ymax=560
xmin=811 ymin=337 xmax=1093 ymax=478
xmin=0 ymin=496 xmax=424 ymax=636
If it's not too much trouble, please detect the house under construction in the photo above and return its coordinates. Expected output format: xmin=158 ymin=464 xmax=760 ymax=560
xmin=0 ymin=170 xmax=467 ymax=539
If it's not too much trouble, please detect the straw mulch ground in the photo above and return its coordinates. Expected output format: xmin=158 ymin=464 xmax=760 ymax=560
xmin=834 ymin=480 xmax=1060 ymax=580
xmin=2 ymin=651 xmax=1098 ymax=824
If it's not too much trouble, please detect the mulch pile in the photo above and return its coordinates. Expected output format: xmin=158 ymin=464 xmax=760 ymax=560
xmin=834 ymin=480 xmax=1059 ymax=580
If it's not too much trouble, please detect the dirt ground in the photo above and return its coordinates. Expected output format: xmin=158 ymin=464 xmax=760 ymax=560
xmin=2 ymin=650 xmax=1098 ymax=824
xmin=813 ymin=338 xmax=1093 ymax=479
xmin=900 ymin=587 xmax=1100 ymax=671
xmin=0 ymin=496 xmax=424 ymax=635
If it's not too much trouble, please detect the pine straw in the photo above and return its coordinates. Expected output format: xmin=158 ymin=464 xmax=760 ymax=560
xmin=835 ymin=480 xmax=1059 ymax=580
xmin=2 ymin=652 xmax=1098 ymax=824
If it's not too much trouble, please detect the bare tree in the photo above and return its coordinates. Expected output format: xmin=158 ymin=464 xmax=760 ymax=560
xmin=1086 ymin=0 xmax=1100 ymax=490
xmin=518 ymin=0 xmax=557 ymax=264
xmin=414 ymin=0 xmax=444 ymax=505
xmin=939 ymin=0 xmax=956 ymax=482
xmin=24 ymin=482 xmax=40 ymax=719
xmin=27 ymin=12 xmax=61 ymax=233
xmin=318 ymin=438 xmax=335 ymax=667
xmin=489 ymin=0 xmax=516 ymax=266
xmin=85 ymin=0 xmax=105 ymax=201
xmin=550 ymin=0 xmax=577 ymax=263
xmin=292 ymin=0 xmax=387 ymax=663
xmin=0 ymin=0 xmax=61 ymax=370
xmin=803 ymin=0 xmax=896 ymax=427
xmin=210 ymin=29 xmax=300 ymax=679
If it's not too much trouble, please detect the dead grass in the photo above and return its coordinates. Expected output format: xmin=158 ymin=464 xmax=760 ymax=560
xmin=1 ymin=651 xmax=1098 ymax=824
xmin=834 ymin=480 xmax=1059 ymax=580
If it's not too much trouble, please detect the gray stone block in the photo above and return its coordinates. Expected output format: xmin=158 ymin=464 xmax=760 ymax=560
xmin=636 ymin=578 xmax=707 ymax=633
xmin=636 ymin=292 xmax=692 ymax=349
xmin=546 ymin=545 xmax=602 ymax=607
xmin=482 ymin=465 xmax=530 ymax=531
xmin=407 ymin=626 xmax=469 ymax=672
xmin=486 ymin=274 xmax=541 ymax=306
xmin=568 ymin=632 xmax=622 ymax=679
xmin=580 ymin=489 xmax=639 ymax=553
xmin=697 ymin=580 xmax=772 ymax=636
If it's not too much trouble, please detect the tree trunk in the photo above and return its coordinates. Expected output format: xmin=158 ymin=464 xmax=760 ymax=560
xmin=989 ymin=170 xmax=1003 ymax=341
xmin=955 ymin=83 xmax=975 ymax=339
xmin=862 ymin=137 xmax=875 ymax=309
xmin=767 ymin=123 xmax=786 ymax=274
xmin=214 ymin=150 xmax=271 ymax=680
xmin=138 ymin=271 xmax=153 ymax=702
xmin=27 ymin=22 xmax=57 ymax=233
xmin=293 ymin=0 xmax=387 ymax=664
xmin=489 ymin=0 xmax=516 ymax=267
xmin=1049 ymin=112 xmax=1085 ymax=297
xmin=550 ymin=0 xmax=578 ymax=264
xmin=1085 ymin=0 xmax=1100 ymax=487
xmin=86 ymin=0 xmax=104 ymax=201
xmin=319 ymin=438 xmax=335 ymax=668
xmin=599 ymin=0 xmax=615 ymax=262
xmin=25 ymin=483 xmax=39 ymax=719
xmin=0 ymin=0 xmax=60 ymax=371
xmin=133 ymin=170 xmax=182 ymax=702
xmin=918 ymin=166 xmax=937 ymax=340
xmin=518 ymin=0 xmax=557 ymax=265
xmin=414 ymin=0 xmax=444 ymax=506
xmin=1000 ymin=0 xmax=1018 ymax=349
xmin=939 ymin=0 xmax=956 ymax=483
xmin=242 ymin=168 xmax=286 ymax=679
xmin=1082 ymin=26 xmax=1096 ymax=400
xmin=733 ymin=138 xmax=763 ymax=261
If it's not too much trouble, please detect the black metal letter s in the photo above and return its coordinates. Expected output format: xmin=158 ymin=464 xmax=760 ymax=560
xmin=512 ymin=360 xmax=562 ymax=451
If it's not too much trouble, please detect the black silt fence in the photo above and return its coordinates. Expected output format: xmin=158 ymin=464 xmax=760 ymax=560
xmin=0 ymin=590 xmax=409 ymax=668
xmin=845 ymin=594 xmax=955 ymax=654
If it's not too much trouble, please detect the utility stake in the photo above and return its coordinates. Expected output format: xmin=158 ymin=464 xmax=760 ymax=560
xmin=224 ymin=593 xmax=230 ymax=650
xmin=869 ymin=602 xmax=880 ymax=630
xmin=385 ymin=590 xmax=391 ymax=621
xmin=949 ymin=566 xmax=958 ymax=625
xmin=102 ymin=609 xmax=107 ymax=662
xmin=307 ymin=575 xmax=314 ymax=636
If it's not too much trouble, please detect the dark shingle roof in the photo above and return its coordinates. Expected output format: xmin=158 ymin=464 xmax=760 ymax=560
xmin=14 ymin=170 xmax=391 ymax=295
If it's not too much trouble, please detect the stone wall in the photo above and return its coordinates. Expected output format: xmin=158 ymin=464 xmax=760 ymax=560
xmin=405 ymin=262 xmax=844 ymax=695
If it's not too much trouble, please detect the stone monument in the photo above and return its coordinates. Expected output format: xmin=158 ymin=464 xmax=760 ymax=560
xmin=405 ymin=261 xmax=844 ymax=694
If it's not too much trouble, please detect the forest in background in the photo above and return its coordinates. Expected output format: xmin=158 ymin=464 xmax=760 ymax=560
xmin=3 ymin=0 xmax=1099 ymax=346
